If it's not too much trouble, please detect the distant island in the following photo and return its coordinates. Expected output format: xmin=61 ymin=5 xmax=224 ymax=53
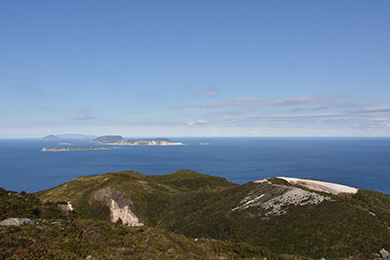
xmin=41 ymin=134 xmax=98 ymax=140
xmin=41 ymin=146 xmax=115 ymax=152
xmin=41 ymin=134 xmax=60 ymax=140
xmin=57 ymin=133 xmax=98 ymax=140
xmin=91 ymin=135 xmax=183 ymax=146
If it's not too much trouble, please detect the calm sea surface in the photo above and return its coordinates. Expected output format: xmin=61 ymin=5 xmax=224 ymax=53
xmin=0 ymin=137 xmax=389 ymax=194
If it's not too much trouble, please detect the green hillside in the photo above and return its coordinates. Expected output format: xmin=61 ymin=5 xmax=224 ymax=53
xmin=0 ymin=187 xmax=291 ymax=260
xmin=36 ymin=170 xmax=390 ymax=259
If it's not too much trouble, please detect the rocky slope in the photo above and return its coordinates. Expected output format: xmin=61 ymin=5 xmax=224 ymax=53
xmin=36 ymin=170 xmax=390 ymax=259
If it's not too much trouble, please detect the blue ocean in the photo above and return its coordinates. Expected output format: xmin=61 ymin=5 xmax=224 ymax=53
xmin=0 ymin=137 xmax=389 ymax=195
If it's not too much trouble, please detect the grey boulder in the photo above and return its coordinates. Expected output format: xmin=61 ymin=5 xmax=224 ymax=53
xmin=0 ymin=218 xmax=37 ymax=226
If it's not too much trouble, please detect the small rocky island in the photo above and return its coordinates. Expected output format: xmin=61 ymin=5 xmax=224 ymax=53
xmin=91 ymin=135 xmax=183 ymax=145
xmin=41 ymin=146 xmax=115 ymax=152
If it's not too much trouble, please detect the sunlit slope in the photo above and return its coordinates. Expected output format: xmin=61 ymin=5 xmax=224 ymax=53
xmin=36 ymin=170 xmax=237 ymax=225
xmin=37 ymin=170 xmax=390 ymax=258
xmin=0 ymin=187 xmax=276 ymax=260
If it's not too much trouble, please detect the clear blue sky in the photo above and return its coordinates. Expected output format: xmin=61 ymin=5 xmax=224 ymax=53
xmin=1 ymin=0 xmax=390 ymax=137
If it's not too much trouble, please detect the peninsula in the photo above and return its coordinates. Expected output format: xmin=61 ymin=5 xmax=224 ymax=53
xmin=91 ymin=135 xmax=183 ymax=145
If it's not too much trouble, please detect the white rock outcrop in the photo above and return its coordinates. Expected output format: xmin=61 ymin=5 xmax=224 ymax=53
xmin=233 ymin=183 xmax=332 ymax=217
xmin=259 ymin=187 xmax=331 ymax=216
xmin=109 ymin=199 xmax=143 ymax=226
xmin=58 ymin=202 xmax=73 ymax=212
xmin=94 ymin=188 xmax=144 ymax=226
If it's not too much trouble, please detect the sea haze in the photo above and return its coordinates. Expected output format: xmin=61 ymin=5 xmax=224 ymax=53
xmin=0 ymin=137 xmax=389 ymax=194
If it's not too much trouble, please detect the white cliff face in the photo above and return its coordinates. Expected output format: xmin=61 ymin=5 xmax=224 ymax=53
xmin=157 ymin=141 xmax=183 ymax=145
xmin=117 ymin=139 xmax=183 ymax=145
xmin=109 ymin=199 xmax=144 ymax=226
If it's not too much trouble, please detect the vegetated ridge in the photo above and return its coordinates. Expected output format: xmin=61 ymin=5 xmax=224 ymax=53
xmin=0 ymin=187 xmax=280 ymax=260
xmin=36 ymin=170 xmax=390 ymax=259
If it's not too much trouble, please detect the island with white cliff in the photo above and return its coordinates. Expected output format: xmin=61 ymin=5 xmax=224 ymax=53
xmin=91 ymin=135 xmax=183 ymax=145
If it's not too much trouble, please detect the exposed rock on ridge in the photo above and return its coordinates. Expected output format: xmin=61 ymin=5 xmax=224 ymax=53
xmin=233 ymin=181 xmax=332 ymax=217
xmin=94 ymin=188 xmax=143 ymax=226
xmin=109 ymin=199 xmax=143 ymax=226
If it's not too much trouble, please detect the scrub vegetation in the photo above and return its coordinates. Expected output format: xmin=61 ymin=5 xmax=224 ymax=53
xmin=2 ymin=169 xmax=390 ymax=259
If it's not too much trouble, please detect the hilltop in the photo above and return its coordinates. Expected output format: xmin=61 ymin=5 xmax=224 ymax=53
xmin=36 ymin=170 xmax=390 ymax=259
